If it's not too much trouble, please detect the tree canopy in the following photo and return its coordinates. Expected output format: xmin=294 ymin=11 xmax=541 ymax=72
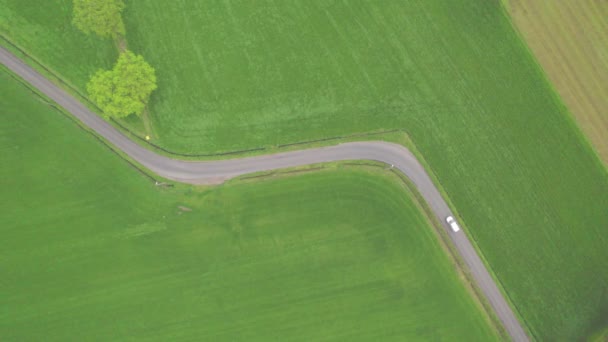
xmin=72 ymin=0 xmax=125 ymax=38
xmin=87 ymin=51 xmax=157 ymax=119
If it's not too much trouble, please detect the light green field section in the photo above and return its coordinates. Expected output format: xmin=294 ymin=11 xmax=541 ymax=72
xmin=2 ymin=1 xmax=608 ymax=339
xmin=0 ymin=71 xmax=498 ymax=341
xmin=506 ymin=0 xmax=608 ymax=165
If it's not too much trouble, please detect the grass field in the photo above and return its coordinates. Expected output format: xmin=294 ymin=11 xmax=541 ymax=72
xmin=505 ymin=0 xmax=608 ymax=165
xmin=0 ymin=0 xmax=115 ymax=90
xmin=2 ymin=1 xmax=608 ymax=340
xmin=0 ymin=71 xmax=498 ymax=340
xmin=129 ymin=1 xmax=608 ymax=339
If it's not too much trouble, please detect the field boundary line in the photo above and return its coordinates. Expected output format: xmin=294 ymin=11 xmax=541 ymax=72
xmin=497 ymin=2 xmax=607 ymax=176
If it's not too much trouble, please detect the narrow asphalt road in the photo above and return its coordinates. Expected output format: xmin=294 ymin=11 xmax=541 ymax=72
xmin=1 ymin=46 xmax=528 ymax=341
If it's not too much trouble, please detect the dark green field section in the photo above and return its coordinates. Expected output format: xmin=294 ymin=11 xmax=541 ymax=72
xmin=2 ymin=1 xmax=608 ymax=339
xmin=0 ymin=73 xmax=498 ymax=340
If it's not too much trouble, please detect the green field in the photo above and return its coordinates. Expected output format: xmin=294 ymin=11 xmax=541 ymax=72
xmin=2 ymin=0 xmax=608 ymax=340
xmin=0 ymin=0 xmax=115 ymax=90
xmin=0 ymin=72 xmax=498 ymax=340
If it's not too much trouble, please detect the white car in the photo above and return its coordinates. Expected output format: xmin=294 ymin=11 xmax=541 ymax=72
xmin=446 ymin=216 xmax=460 ymax=232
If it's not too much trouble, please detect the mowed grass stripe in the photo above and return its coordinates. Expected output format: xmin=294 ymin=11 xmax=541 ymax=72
xmin=0 ymin=71 xmax=498 ymax=340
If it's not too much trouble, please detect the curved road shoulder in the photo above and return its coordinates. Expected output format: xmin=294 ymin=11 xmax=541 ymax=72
xmin=0 ymin=45 xmax=528 ymax=342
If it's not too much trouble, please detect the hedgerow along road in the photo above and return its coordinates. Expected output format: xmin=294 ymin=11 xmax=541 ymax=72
xmin=0 ymin=45 xmax=528 ymax=341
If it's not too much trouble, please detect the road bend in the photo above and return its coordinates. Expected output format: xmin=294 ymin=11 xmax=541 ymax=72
xmin=1 ymin=45 xmax=528 ymax=341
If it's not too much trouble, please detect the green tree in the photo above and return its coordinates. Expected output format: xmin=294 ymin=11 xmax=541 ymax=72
xmin=87 ymin=51 xmax=157 ymax=119
xmin=72 ymin=0 xmax=125 ymax=38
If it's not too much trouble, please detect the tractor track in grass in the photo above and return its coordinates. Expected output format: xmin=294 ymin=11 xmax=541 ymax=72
xmin=0 ymin=45 xmax=528 ymax=341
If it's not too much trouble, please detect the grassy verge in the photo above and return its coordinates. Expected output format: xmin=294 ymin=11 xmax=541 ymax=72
xmin=0 ymin=71 xmax=498 ymax=340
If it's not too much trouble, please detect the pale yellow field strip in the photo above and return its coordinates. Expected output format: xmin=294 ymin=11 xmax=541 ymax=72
xmin=507 ymin=0 xmax=608 ymax=166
